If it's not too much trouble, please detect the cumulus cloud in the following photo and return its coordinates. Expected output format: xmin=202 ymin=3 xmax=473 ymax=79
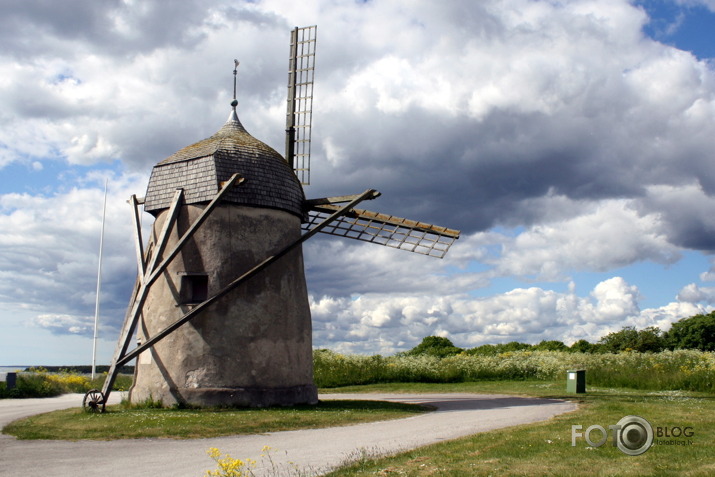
xmin=0 ymin=171 xmax=147 ymax=337
xmin=1 ymin=0 xmax=715 ymax=355
xmin=312 ymin=276 xmax=706 ymax=354
xmin=33 ymin=313 xmax=95 ymax=336
xmin=492 ymin=199 xmax=681 ymax=280
xmin=677 ymin=1 xmax=715 ymax=12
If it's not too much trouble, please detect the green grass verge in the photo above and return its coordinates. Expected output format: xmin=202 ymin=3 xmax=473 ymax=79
xmin=3 ymin=399 xmax=427 ymax=440
xmin=322 ymin=381 xmax=715 ymax=477
xmin=320 ymin=380 xmax=564 ymax=396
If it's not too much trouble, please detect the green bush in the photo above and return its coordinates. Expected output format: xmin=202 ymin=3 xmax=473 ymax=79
xmin=533 ymin=340 xmax=569 ymax=352
xmin=569 ymin=339 xmax=601 ymax=353
xmin=0 ymin=372 xmax=63 ymax=398
xmin=667 ymin=311 xmax=715 ymax=351
xmin=466 ymin=344 xmax=500 ymax=356
xmin=466 ymin=341 xmax=534 ymax=355
xmin=0 ymin=369 xmax=133 ymax=399
xmin=598 ymin=326 xmax=667 ymax=353
xmin=402 ymin=336 xmax=464 ymax=358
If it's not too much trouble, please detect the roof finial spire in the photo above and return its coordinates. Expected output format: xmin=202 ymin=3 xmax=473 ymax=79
xmin=231 ymin=59 xmax=239 ymax=110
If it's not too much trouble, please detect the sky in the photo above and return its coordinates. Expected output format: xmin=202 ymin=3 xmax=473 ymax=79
xmin=2 ymin=0 xmax=715 ymax=365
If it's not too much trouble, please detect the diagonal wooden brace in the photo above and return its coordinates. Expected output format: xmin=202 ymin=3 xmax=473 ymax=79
xmin=99 ymin=174 xmax=244 ymax=401
xmin=129 ymin=195 xmax=146 ymax=277
xmin=144 ymin=189 xmax=184 ymax=282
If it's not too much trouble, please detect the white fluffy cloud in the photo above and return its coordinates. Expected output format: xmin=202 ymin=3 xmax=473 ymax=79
xmin=0 ymin=171 xmax=147 ymax=338
xmin=312 ymin=275 xmax=708 ymax=354
xmin=1 ymin=0 xmax=715 ymax=360
xmin=677 ymin=0 xmax=715 ymax=11
xmin=493 ymin=198 xmax=681 ymax=280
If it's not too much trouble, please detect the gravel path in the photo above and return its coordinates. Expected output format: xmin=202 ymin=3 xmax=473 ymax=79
xmin=0 ymin=392 xmax=576 ymax=476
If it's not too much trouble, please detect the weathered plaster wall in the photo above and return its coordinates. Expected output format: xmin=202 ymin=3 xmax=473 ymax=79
xmin=130 ymin=203 xmax=316 ymax=407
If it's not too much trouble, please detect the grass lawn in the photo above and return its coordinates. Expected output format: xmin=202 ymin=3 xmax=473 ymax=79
xmin=322 ymin=381 xmax=715 ymax=477
xmin=3 ymin=399 xmax=427 ymax=440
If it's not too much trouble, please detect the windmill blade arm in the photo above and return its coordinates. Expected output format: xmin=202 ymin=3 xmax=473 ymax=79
xmin=309 ymin=204 xmax=460 ymax=236
xmin=285 ymin=25 xmax=317 ymax=185
xmin=305 ymin=192 xmax=382 ymax=206
xmin=303 ymin=204 xmax=460 ymax=258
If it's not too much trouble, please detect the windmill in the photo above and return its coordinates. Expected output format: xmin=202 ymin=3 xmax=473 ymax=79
xmin=83 ymin=26 xmax=460 ymax=411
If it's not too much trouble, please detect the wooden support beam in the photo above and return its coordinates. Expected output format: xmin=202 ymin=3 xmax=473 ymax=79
xmin=144 ymin=175 xmax=244 ymax=287
xmin=101 ymin=189 xmax=184 ymax=398
xmin=100 ymin=174 xmax=243 ymax=401
xmin=309 ymin=204 xmax=461 ymax=238
xmin=145 ymin=189 xmax=183 ymax=278
xmin=304 ymin=192 xmax=382 ymax=206
xmin=129 ymin=195 xmax=146 ymax=277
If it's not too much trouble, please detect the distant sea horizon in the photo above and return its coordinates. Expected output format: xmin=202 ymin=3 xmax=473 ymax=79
xmin=0 ymin=365 xmax=133 ymax=378
xmin=0 ymin=365 xmax=94 ymax=376
xmin=0 ymin=366 xmax=30 ymax=372
xmin=0 ymin=365 xmax=29 ymax=380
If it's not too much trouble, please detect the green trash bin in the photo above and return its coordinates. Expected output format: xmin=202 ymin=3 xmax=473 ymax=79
xmin=566 ymin=369 xmax=586 ymax=393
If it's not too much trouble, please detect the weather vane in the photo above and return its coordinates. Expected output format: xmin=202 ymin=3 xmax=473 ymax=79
xmin=232 ymin=59 xmax=239 ymax=109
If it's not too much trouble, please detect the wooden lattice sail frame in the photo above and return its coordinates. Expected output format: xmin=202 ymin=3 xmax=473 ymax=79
xmin=286 ymin=25 xmax=317 ymax=185
xmin=305 ymin=200 xmax=460 ymax=259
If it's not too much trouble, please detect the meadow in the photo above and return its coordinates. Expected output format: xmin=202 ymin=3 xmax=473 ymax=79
xmin=3 ymin=349 xmax=714 ymax=398
xmin=314 ymin=348 xmax=715 ymax=393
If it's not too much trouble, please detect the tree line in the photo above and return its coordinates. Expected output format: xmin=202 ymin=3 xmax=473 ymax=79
xmin=403 ymin=310 xmax=715 ymax=357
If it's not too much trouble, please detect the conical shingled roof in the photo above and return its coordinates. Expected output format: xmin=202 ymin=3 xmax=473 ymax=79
xmin=144 ymin=110 xmax=305 ymax=218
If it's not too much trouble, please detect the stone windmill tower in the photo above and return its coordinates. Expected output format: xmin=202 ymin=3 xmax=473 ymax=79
xmin=84 ymin=27 xmax=460 ymax=411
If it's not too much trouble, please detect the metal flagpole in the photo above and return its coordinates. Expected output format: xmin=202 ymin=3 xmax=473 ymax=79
xmin=92 ymin=179 xmax=108 ymax=381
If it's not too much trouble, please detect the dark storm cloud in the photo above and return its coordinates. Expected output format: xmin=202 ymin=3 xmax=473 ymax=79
xmin=307 ymin=104 xmax=666 ymax=236
xmin=637 ymin=183 xmax=715 ymax=252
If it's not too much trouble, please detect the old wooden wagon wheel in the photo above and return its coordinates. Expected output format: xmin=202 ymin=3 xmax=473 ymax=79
xmin=83 ymin=389 xmax=106 ymax=413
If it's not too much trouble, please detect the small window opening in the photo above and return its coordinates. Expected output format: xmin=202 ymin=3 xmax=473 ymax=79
xmin=180 ymin=274 xmax=208 ymax=304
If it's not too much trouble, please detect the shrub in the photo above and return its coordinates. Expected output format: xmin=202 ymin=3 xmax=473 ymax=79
xmin=13 ymin=372 xmax=64 ymax=398
xmin=598 ymin=326 xmax=667 ymax=353
xmin=465 ymin=342 xmax=533 ymax=355
xmin=0 ymin=369 xmax=133 ymax=399
xmin=466 ymin=344 xmax=500 ymax=356
xmin=569 ymin=339 xmax=601 ymax=353
xmin=667 ymin=311 xmax=715 ymax=351
xmin=497 ymin=341 xmax=534 ymax=353
xmin=403 ymin=336 xmax=464 ymax=358
xmin=533 ymin=340 xmax=569 ymax=352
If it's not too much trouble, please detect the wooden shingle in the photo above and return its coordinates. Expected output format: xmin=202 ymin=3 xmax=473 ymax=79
xmin=144 ymin=111 xmax=305 ymax=218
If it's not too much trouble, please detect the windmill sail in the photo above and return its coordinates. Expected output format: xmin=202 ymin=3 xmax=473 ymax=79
xmin=304 ymin=203 xmax=460 ymax=258
xmin=285 ymin=25 xmax=317 ymax=185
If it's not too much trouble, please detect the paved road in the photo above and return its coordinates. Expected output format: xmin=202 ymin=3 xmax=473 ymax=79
xmin=0 ymin=392 xmax=576 ymax=476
